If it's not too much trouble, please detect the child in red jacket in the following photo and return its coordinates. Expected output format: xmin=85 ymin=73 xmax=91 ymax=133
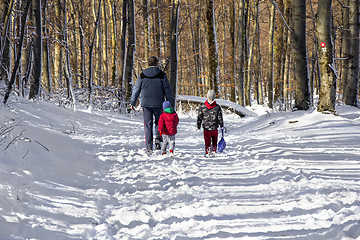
xmin=158 ymin=101 xmax=179 ymax=156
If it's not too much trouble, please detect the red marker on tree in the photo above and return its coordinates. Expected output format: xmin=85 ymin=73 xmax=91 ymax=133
xmin=320 ymin=42 xmax=326 ymax=48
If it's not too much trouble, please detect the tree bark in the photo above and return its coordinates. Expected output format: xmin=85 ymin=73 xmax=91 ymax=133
xmin=343 ymin=0 xmax=359 ymax=106
xmin=29 ymin=0 xmax=43 ymax=100
xmin=54 ymin=0 xmax=63 ymax=89
xmin=246 ymin=0 xmax=259 ymax=106
xmin=118 ymin=0 xmax=127 ymax=91
xmin=102 ymin=0 xmax=109 ymax=86
xmin=187 ymin=0 xmax=201 ymax=97
xmin=43 ymin=25 xmax=52 ymax=96
xmin=237 ymin=0 xmax=247 ymax=106
xmin=229 ymin=0 xmax=236 ymax=102
xmin=62 ymin=0 xmax=76 ymax=107
xmin=341 ymin=0 xmax=350 ymax=99
xmin=0 ymin=0 xmax=15 ymax=85
xmin=206 ymin=0 xmax=219 ymax=95
xmin=109 ymin=0 xmax=117 ymax=87
xmin=151 ymin=0 xmax=161 ymax=59
xmin=88 ymin=0 xmax=102 ymax=109
xmin=169 ymin=0 xmax=180 ymax=108
xmin=268 ymin=3 xmax=275 ymax=108
xmin=3 ymin=0 xmax=31 ymax=104
xmin=124 ymin=0 xmax=136 ymax=105
xmin=274 ymin=0 xmax=285 ymax=105
xmin=0 ymin=0 xmax=14 ymax=67
xmin=292 ymin=0 xmax=311 ymax=110
xmin=316 ymin=0 xmax=337 ymax=113
xmin=283 ymin=0 xmax=292 ymax=110
xmin=143 ymin=0 xmax=150 ymax=61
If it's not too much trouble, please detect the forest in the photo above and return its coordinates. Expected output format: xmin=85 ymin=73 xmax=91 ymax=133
xmin=0 ymin=0 xmax=359 ymax=113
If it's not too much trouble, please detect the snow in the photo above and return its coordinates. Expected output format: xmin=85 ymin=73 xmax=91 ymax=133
xmin=1 ymin=98 xmax=360 ymax=240
xmin=177 ymin=95 xmax=258 ymax=117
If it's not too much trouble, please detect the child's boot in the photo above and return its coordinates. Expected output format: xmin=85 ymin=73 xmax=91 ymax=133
xmin=169 ymin=150 xmax=174 ymax=158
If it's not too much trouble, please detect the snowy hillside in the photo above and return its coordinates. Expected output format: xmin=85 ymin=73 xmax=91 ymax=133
xmin=1 ymin=99 xmax=360 ymax=240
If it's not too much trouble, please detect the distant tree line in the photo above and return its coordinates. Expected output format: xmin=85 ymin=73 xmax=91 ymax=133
xmin=0 ymin=0 xmax=359 ymax=113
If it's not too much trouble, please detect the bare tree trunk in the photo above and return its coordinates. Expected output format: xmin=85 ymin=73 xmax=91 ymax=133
xmin=206 ymin=0 xmax=219 ymax=94
xmin=229 ymin=0 xmax=236 ymax=102
xmin=88 ymin=0 xmax=102 ymax=109
xmin=118 ymin=0 xmax=127 ymax=91
xmin=246 ymin=0 xmax=258 ymax=106
xmin=274 ymin=0 xmax=285 ymax=105
xmin=169 ymin=0 xmax=179 ymax=108
xmin=309 ymin=0 xmax=321 ymax=98
xmin=151 ymin=0 xmax=161 ymax=58
xmin=143 ymin=0 xmax=150 ymax=61
xmin=237 ymin=0 xmax=247 ymax=106
xmin=316 ymin=0 xmax=337 ymax=113
xmin=255 ymin=0 xmax=263 ymax=105
xmin=292 ymin=0 xmax=311 ymax=110
xmin=124 ymin=0 xmax=136 ymax=105
xmin=54 ymin=0 xmax=63 ymax=89
xmin=22 ymin=41 xmax=33 ymax=97
xmin=341 ymin=0 xmax=350 ymax=99
xmin=29 ymin=0 xmax=42 ymax=100
xmin=97 ymin=0 xmax=103 ymax=87
xmin=3 ymin=0 xmax=31 ymax=104
xmin=43 ymin=23 xmax=52 ymax=96
xmin=283 ymin=0 xmax=292 ymax=110
xmin=79 ymin=0 xmax=87 ymax=88
xmin=268 ymin=3 xmax=275 ymax=108
xmin=102 ymin=0 xmax=109 ymax=86
xmin=0 ymin=0 xmax=14 ymax=85
xmin=40 ymin=0 xmax=51 ymax=96
xmin=206 ymin=0 xmax=219 ymax=95
xmin=109 ymin=0 xmax=117 ymax=86
xmin=343 ymin=0 xmax=359 ymax=106
xmin=62 ymin=0 xmax=76 ymax=108
xmin=187 ymin=0 xmax=201 ymax=96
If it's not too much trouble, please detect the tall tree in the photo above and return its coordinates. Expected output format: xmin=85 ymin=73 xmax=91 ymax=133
xmin=29 ymin=0 xmax=43 ymax=100
xmin=0 ymin=0 xmax=15 ymax=85
xmin=151 ymin=0 xmax=161 ymax=58
xmin=292 ymin=0 xmax=311 ymax=110
xmin=246 ymin=0 xmax=259 ymax=106
xmin=274 ymin=0 xmax=285 ymax=105
xmin=237 ymin=0 xmax=248 ymax=106
xmin=109 ymin=0 xmax=117 ymax=86
xmin=254 ymin=0 xmax=263 ymax=105
xmin=118 ymin=0 xmax=127 ymax=91
xmin=43 ymin=19 xmax=52 ymax=96
xmin=188 ymin=0 xmax=202 ymax=96
xmin=283 ymin=0 xmax=292 ymax=110
xmin=206 ymin=0 xmax=219 ymax=94
xmin=88 ymin=0 xmax=102 ymax=109
xmin=3 ymin=0 xmax=31 ymax=104
xmin=229 ymin=0 xmax=236 ymax=102
xmin=102 ymin=0 xmax=109 ymax=86
xmin=62 ymin=0 xmax=76 ymax=107
xmin=341 ymin=0 xmax=350 ymax=98
xmin=268 ymin=3 xmax=275 ymax=108
xmin=343 ymin=0 xmax=359 ymax=106
xmin=143 ymin=0 xmax=150 ymax=61
xmin=169 ymin=0 xmax=180 ymax=108
xmin=54 ymin=0 xmax=63 ymax=89
xmin=316 ymin=0 xmax=337 ymax=113
xmin=124 ymin=0 xmax=136 ymax=105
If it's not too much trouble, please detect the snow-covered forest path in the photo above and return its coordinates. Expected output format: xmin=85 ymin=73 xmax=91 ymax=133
xmin=1 ymin=101 xmax=360 ymax=239
xmin=74 ymin=106 xmax=360 ymax=239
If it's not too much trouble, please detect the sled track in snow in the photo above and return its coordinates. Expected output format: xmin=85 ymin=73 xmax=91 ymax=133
xmin=93 ymin=117 xmax=360 ymax=240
